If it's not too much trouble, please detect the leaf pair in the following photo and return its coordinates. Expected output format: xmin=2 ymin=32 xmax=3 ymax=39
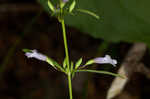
xmin=62 ymin=57 xmax=82 ymax=70
xmin=47 ymin=0 xmax=99 ymax=20
xmin=47 ymin=0 xmax=76 ymax=12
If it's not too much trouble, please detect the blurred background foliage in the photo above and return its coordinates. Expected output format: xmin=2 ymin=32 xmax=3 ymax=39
xmin=39 ymin=0 xmax=150 ymax=47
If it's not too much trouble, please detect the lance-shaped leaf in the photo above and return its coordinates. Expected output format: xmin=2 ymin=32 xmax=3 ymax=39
xmin=84 ymin=59 xmax=94 ymax=66
xmin=46 ymin=57 xmax=65 ymax=72
xmin=60 ymin=0 xmax=68 ymax=8
xmin=23 ymin=49 xmax=32 ymax=53
xmin=48 ymin=0 xmax=55 ymax=12
xmin=69 ymin=0 xmax=76 ymax=12
xmin=70 ymin=61 xmax=74 ymax=72
xmin=75 ymin=69 xmax=124 ymax=78
xmin=60 ymin=2 xmax=65 ymax=8
xmin=75 ymin=57 xmax=82 ymax=69
xmin=47 ymin=57 xmax=57 ymax=68
xmin=63 ymin=57 xmax=67 ymax=68
xmin=76 ymin=9 xmax=100 ymax=19
xmin=72 ymin=71 xmax=75 ymax=78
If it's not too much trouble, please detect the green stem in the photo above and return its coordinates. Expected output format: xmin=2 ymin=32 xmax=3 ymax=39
xmin=68 ymin=72 xmax=73 ymax=99
xmin=60 ymin=16 xmax=73 ymax=99
xmin=75 ymin=69 xmax=125 ymax=78
xmin=61 ymin=19 xmax=70 ymax=71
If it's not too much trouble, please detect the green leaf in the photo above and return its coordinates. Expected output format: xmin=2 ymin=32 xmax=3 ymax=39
xmin=38 ymin=0 xmax=150 ymax=47
xmin=76 ymin=69 xmax=125 ymax=78
xmin=69 ymin=0 xmax=76 ymax=12
xmin=22 ymin=49 xmax=32 ymax=53
xmin=63 ymin=57 xmax=67 ymax=68
xmin=84 ymin=60 xmax=94 ymax=66
xmin=75 ymin=57 xmax=82 ymax=69
xmin=64 ymin=0 xmax=150 ymax=47
xmin=76 ymin=9 xmax=100 ymax=19
xmin=46 ymin=57 xmax=57 ymax=67
xmin=60 ymin=0 xmax=66 ymax=8
xmin=48 ymin=0 xmax=55 ymax=12
xmin=46 ymin=57 xmax=65 ymax=72
xmin=70 ymin=61 xmax=74 ymax=72
xmin=72 ymin=71 xmax=75 ymax=78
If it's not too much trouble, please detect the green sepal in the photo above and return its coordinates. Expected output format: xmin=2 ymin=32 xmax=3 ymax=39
xmin=84 ymin=59 xmax=94 ymax=66
xmin=60 ymin=1 xmax=66 ymax=8
xmin=63 ymin=57 xmax=67 ymax=69
xmin=48 ymin=0 xmax=55 ymax=12
xmin=22 ymin=49 xmax=32 ymax=53
xmin=46 ymin=57 xmax=65 ymax=72
xmin=72 ymin=71 xmax=75 ymax=78
xmin=76 ymin=8 xmax=100 ymax=19
xmin=46 ymin=57 xmax=57 ymax=68
xmin=75 ymin=57 xmax=82 ymax=69
xmin=69 ymin=0 xmax=76 ymax=12
xmin=70 ymin=61 xmax=74 ymax=72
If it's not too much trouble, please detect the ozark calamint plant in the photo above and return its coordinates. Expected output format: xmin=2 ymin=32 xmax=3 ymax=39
xmin=23 ymin=0 xmax=123 ymax=99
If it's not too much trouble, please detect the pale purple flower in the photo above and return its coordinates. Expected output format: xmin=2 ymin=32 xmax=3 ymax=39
xmin=25 ymin=49 xmax=47 ymax=61
xmin=62 ymin=0 xmax=68 ymax=3
xmin=94 ymin=55 xmax=117 ymax=67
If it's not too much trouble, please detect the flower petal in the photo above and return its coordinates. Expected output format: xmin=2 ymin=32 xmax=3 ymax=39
xmin=94 ymin=55 xmax=117 ymax=66
xmin=25 ymin=49 xmax=47 ymax=61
